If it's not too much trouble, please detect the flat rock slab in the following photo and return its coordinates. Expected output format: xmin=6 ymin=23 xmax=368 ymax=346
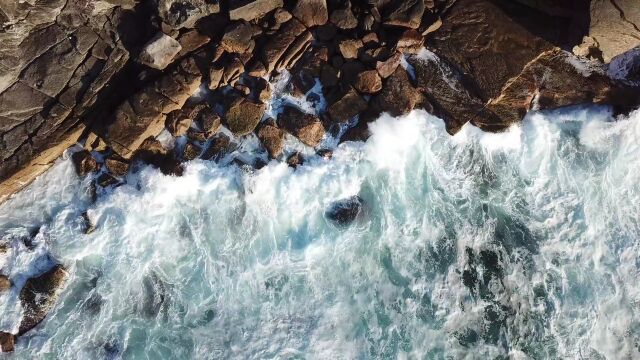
xmin=139 ymin=32 xmax=182 ymax=70
xmin=229 ymin=0 xmax=283 ymax=21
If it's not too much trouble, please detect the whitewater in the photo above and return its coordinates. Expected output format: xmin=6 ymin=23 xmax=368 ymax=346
xmin=1 ymin=104 xmax=640 ymax=359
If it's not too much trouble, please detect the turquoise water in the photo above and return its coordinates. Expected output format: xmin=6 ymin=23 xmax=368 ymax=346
xmin=1 ymin=106 xmax=639 ymax=359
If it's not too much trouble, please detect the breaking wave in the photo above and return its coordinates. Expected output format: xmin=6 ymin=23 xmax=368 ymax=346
xmin=1 ymin=105 xmax=640 ymax=359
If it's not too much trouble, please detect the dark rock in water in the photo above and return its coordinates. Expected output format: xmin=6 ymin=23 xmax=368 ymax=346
xmin=277 ymin=106 xmax=325 ymax=147
xmin=330 ymin=2 xmax=358 ymax=30
xmin=201 ymin=134 xmax=235 ymax=161
xmin=327 ymin=87 xmax=368 ymax=123
xmin=71 ymin=150 xmax=98 ymax=177
xmin=316 ymin=149 xmax=333 ymax=159
xmin=0 ymin=332 xmax=16 ymax=353
xmin=19 ymin=264 xmax=68 ymax=335
xmin=326 ymin=196 xmax=363 ymax=226
xmin=141 ymin=272 xmax=167 ymax=318
xmin=104 ymin=155 xmax=130 ymax=177
xmin=81 ymin=211 xmax=95 ymax=234
xmin=133 ymin=138 xmax=184 ymax=176
xmin=286 ymin=152 xmax=304 ymax=168
xmin=292 ymin=0 xmax=328 ymax=28
xmin=373 ymin=67 xmax=423 ymax=117
xmin=0 ymin=275 xmax=11 ymax=293
xmin=257 ymin=121 xmax=286 ymax=158
xmin=97 ymin=173 xmax=121 ymax=188
xmin=483 ymin=49 xmax=640 ymax=130
xmin=103 ymin=340 xmax=122 ymax=359
xmin=608 ymin=47 xmax=640 ymax=85
xmin=182 ymin=142 xmax=202 ymax=161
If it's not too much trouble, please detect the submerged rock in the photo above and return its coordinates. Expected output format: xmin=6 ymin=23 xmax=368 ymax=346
xmin=19 ymin=264 xmax=69 ymax=335
xmin=326 ymin=196 xmax=363 ymax=226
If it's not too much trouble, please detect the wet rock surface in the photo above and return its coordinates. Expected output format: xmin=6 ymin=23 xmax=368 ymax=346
xmin=19 ymin=264 xmax=69 ymax=335
xmin=326 ymin=196 xmax=363 ymax=226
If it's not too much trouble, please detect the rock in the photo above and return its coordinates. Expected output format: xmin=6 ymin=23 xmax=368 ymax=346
xmin=133 ymin=137 xmax=184 ymax=176
xmin=589 ymin=0 xmax=640 ymax=62
xmin=330 ymin=3 xmax=358 ymax=30
xmin=187 ymin=128 xmax=207 ymax=142
xmin=104 ymin=58 xmax=202 ymax=158
xmin=608 ymin=47 xmax=640 ymax=85
xmin=0 ymin=275 xmax=10 ymax=292
xmin=273 ymin=8 xmax=293 ymax=24
xmin=156 ymin=0 xmax=220 ymax=29
xmin=221 ymin=22 xmax=256 ymax=54
xmin=199 ymin=109 xmax=222 ymax=137
xmin=354 ymin=70 xmax=383 ymax=94
xmin=383 ymin=0 xmax=425 ymax=29
xmin=409 ymin=50 xmax=499 ymax=134
xmin=225 ymin=99 xmax=266 ymax=136
xmin=19 ymin=264 xmax=68 ymax=335
xmin=0 ymin=332 xmax=15 ymax=353
xmin=483 ymin=48 xmax=640 ymax=130
xmin=277 ymin=106 xmax=325 ymax=147
xmin=428 ymin=0 xmax=568 ymax=101
xmin=396 ymin=29 xmax=423 ymax=53
xmin=182 ymin=142 xmax=202 ymax=161
xmin=316 ymin=149 xmax=333 ymax=159
xmin=229 ymin=0 xmax=284 ymax=21
xmin=362 ymin=32 xmax=379 ymax=46
xmin=261 ymin=18 xmax=313 ymax=73
xmin=338 ymin=39 xmax=364 ymax=60
xmin=165 ymin=104 xmax=204 ymax=136
xmin=373 ymin=67 xmax=421 ymax=117
xmin=325 ymin=196 xmax=363 ymax=226
xmin=340 ymin=118 xmax=371 ymax=143
xmin=176 ymin=30 xmax=211 ymax=57
xmin=315 ymin=24 xmax=337 ymax=41
xmin=105 ymin=156 xmax=130 ymax=177
xmin=138 ymin=32 xmax=182 ymax=70
xmin=201 ymin=133 xmax=234 ymax=160
xmin=320 ymin=64 xmax=340 ymax=87
xmin=327 ymin=87 xmax=368 ymax=123
xmin=71 ymin=150 xmax=98 ymax=177
xmin=292 ymin=0 xmax=328 ymax=27
xmin=257 ymin=122 xmax=286 ymax=158
xmin=97 ymin=173 xmax=121 ymax=187
xmin=572 ymin=36 xmax=604 ymax=61
xmin=339 ymin=61 xmax=367 ymax=86
xmin=286 ymin=152 xmax=304 ymax=168
xmin=376 ymin=52 xmax=402 ymax=78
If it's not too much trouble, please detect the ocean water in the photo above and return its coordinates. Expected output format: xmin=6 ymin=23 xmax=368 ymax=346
xmin=1 ymin=105 xmax=639 ymax=359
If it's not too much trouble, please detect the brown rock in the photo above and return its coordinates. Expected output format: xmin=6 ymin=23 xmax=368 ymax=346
xmin=373 ymin=67 xmax=421 ymax=117
xmin=278 ymin=106 xmax=325 ymax=147
xmin=286 ymin=152 xmax=305 ymax=168
xmin=354 ymin=70 xmax=383 ymax=94
xmin=383 ymin=0 xmax=425 ymax=29
xmin=362 ymin=32 xmax=379 ymax=46
xmin=483 ymin=48 xmax=640 ymax=130
xmin=339 ymin=61 xmax=367 ymax=86
xmin=201 ymin=133 xmax=235 ymax=160
xmin=338 ymin=39 xmax=364 ymax=60
xmin=199 ymin=109 xmax=222 ymax=137
xmin=257 ymin=123 xmax=286 ymax=158
xmin=396 ymin=29 xmax=423 ymax=53
xmin=176 ymin=30 xmax=210 ymax=57
xmin=0 ymin=275 xmax=10 ymax=292
xmin=71 ymin=150 xmax=98 ymax=177
xmin=0 ymin=332 xmax=15 ymax=353
xmin=182 ymin=142 xmax=202 ymax=161
xmin=589 ymin=0 xmax=640 ymax=62
xmin=221 ymin=22 xmax=256 ymax=54
xmin=187 ymin=128 xmax=208 ymax=142
xmin=156 ymin=0 xmax=220 ymax=29
xmin=320 ymin=64 xmax=340 ymax=87
xmin=165 ymin=104 xmax=205 ymax=136
xmin=225 ymin=99 xmax=266 ymax=136
xmin=138 ymin=32 xmax=182 ymax=70
xmin=105 ymin=156 xmax=130 ymax=177
xmin=19 ymin=264 xmax=68 ymax=335
xmin=330 ymin=4 xmax=358 ymax=29
xmin=376 ymin=52 xmax=402 ymax=78
xmin=327 ymin=87 xmax=368 ymax=123
xmin=261 ymin=18 xmax=313 ymax=73
xmin=273 ymin=8 xmax=293 ymax=24
xmin=292 ymin=0 xmax=329 ymax=27
xmin=229 ymin=0 xmax=284 ymax=21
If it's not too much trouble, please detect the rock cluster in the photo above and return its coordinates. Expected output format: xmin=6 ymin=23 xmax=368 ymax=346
xmin=0 ymin=0 xmax=639 ymax=203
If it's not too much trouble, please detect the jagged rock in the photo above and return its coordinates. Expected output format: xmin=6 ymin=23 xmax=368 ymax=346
xmin=133 ymin=137 xmax=184 ymax=176
xmin=176 ymin=30 xmax=211 ymax=57
xmin=429 ymin=0 xmax=570 ymax=101
xmin=165 ymin=104 xmax=203 ymax=136
xmin=277 ymin=106 xmax=325 ymax=147
xmin=317 ymin=148 xmax=332 ymax=159
xmin=71 ymin=150 xmax=99 ymax=177
xmin=338 ymin=39 xmax=364 ymax=59
xmin=354 ymin=70 xmax=383 ymax=94
xmin=340 ymin=117 xmax=371 ymax=143
xmin=199 ymin=109 xmax=222 ymax=137
xmin=409 ymin=51 xmax=499 ymax=134
xmin=229 ymin=0 xmax=283 ymax=21
xmin=225 ymin=99 xmax=266 ymax=136
xmin=373 ymin=67 xmax=422 ymax=117
xmin=589 ymin=0 xmax=640 ymax=62
xmin=327 ymin=87 xmax=368 ymax=123
xmin=156 ymin=0 xmax=220 ymax=29
xmin=138 ymin=32 xmax=182 ymax=70
xmin=292 ymin=0 xmax=328 ymax=27
xmin=326 ymin=196 xmax=363 ymax=226
xmin=383 ymin=0 xmax=424 ymax=29
xmin=182 ymin=142 xmax=202 ymax=161
xmin=273 ymin=8 xmax=293 ymax=24
xmin=376 ymin=51 xmax=402 ymax=78
xmin=187 ymin=128 xmax=207 ymax=142
xmin=0 ymin=332 xmax=15 ymax=353
xmin=201 ymin=133 xmax=234 ymax=160
xmin=0 ymin=275 xmax=10 ymax=292
xmin=221 ymin=22 xmax=256 ymax=54
xmin=286 ymin=152 xmax=304 ymax=168
xmin=608 ymin=47 xmax=640 ymax=85
xmin=19 ymin=264 xmax=68 ymax=335
xmin=257 ymin=121 xmax=286 ymax=158
xmin=396 ymin=29 xmax=423 ymax=53
xmin=104 ymin=58 xmax=202 ymax=158
xmin=261 ymin=18 xmax=312 ymax=73
xmin=104 ymin=155 xmax=130 ymax=177
xmin=330 ymin=3 xmax=358 ymax=29
xmin=572 ymin=36 xmax=604 ymax=61
xmin=483 ymin=48 xmax=640 ymax=130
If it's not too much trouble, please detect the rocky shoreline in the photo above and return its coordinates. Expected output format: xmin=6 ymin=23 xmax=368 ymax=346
xmin=0 ymin=0 xmax=639 ymax=352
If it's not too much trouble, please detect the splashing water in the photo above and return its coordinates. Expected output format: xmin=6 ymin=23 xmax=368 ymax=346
xmin=1 ymin=105 xmax=639 ymax=359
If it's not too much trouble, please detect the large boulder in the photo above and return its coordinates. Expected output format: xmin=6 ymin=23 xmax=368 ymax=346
xmin=19 ymin=264 xmax=68 ymax=335
xmin=277 ymin=106 xmax=325 ymax=147
xmin=482 ymin=48 xmax=640 ymax=130
xmin=291 ymin=0 xmax=328 ymax=28
xmin=382 ymin=0 xmax=425 ymax=29
xmin=225 ymin=98 xmax=266 ymax=136
xmin=373 ymin=67 xmax=423 ymax=117
xmin=588 ymin=0 xmax=640 ymax=62
xmin=71 ymin=150 xmax=99 ymax=177
xmin=138 ymin=32 xmax=182 ymax=70
xmin=326 ymin=196 xmax=363 ymax=226
xmin=257 ymin=120 xmax=286 ymax=158
xmin=220 ymin=21 xmax=256 ymax=54
xmin=0 ymin=332 xmax=15 ymax=353
xmin=261 ymin=18 xmax=312 ymax=73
